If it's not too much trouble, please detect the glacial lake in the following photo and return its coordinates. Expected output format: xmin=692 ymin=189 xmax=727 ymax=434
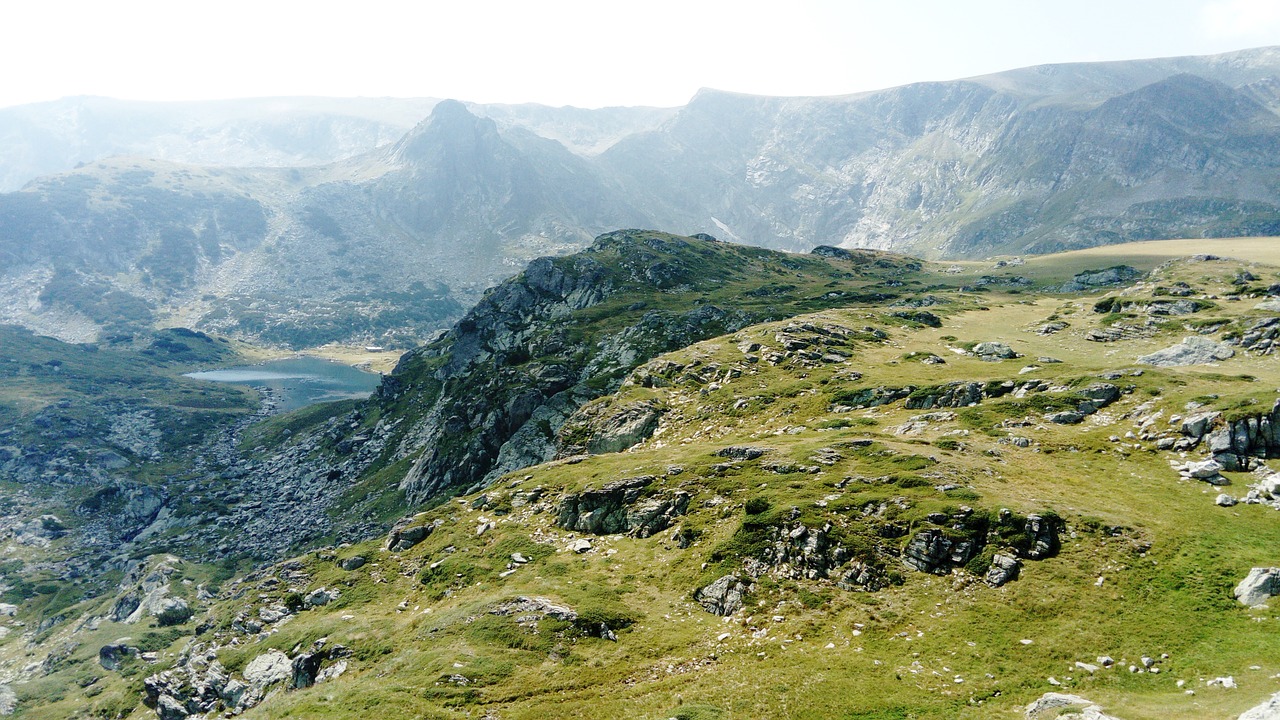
xmin=185 ymin=357 xmax=382 ymax=412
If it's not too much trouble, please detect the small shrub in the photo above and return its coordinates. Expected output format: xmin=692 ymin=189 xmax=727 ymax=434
xmin=745 ymin=497 xmax=770 ymax=515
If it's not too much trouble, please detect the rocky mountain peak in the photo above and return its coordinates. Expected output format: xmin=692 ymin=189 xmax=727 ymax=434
xmin=385 ymin=98 xmax=503 ymax=168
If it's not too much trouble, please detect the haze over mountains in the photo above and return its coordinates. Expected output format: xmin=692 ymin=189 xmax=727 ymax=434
xmin=3 ymin=46 xmax=1280 ymax=347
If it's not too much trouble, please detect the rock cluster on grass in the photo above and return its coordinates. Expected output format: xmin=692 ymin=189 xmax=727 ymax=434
xmin=694 ymin=575 xmax=752 ymax=616
xmin=556 ymin=476 xmax=690 ymax=537
xmin=1025 ymin=692 xmax=1123 ymax=719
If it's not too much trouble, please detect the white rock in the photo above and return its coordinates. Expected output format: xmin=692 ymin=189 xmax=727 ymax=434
xmin=1238 ymin=690 xmax=1280 ymax=720
xmin=1235 ymin=568 xmax=1280 ymax=607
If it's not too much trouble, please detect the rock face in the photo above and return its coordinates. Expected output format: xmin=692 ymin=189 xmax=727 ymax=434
xmin=1137 ymin=336 xmax=1235 ymax=366
xmin=694 ymin=575 xmax=752 ymax=616
xmin=1234 ymin=567 xmax=1280 ymax=607
xmin=1181 ymin=399 xmax=1280 ymax=471
xmin=559 ymin=398 xmax=665 ymax=455
xmin=904 ymin=529 xmax=978 ymax=573
xmin=556 ymin=476 xmax=690 ymax=538
xmin=391 ymin=232 xmax=891 ymax=506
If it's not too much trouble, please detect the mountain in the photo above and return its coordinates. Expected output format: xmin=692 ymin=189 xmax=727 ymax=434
xmin=4 ymin=47 xmax=1280 ymax=346
xmin=6 ymin=232 xmax=1280 ymax=718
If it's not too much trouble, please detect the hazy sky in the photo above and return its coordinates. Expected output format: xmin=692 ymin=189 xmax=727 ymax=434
xmin=3 ymin=0 xmax=1279 ymax=109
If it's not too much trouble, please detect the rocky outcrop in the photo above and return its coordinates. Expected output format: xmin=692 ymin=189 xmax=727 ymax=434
xmin=392 ymin=232 xmax=884 ymax=506
xmin=985 ymin=554 xmax=1021 ymax=587
xmin=558 ymin=398 xmax=665 ymax=455
xmin=386 ymin=514 xmax=442 ymax=552
xmin=694 ymin=575 xmax=752 ymax=616
xmin=489 ymin=596 xmax=622 ymax=640
xmin=556 ymin=476 xmax=689 ymax=537
xmin=903 ymin=511 xmax=1059 ymax=576
xmin=903 ymin=529 xmax=978 ymax=573
xmin=1181 ymin=399 xmax=1280 ymax=471
xmin=1058 ymin=266 xmax=1143 ymax=292
xmin=743 ymin=522 xmax=888 ymax=592
xmin=1234 ymin=567 xmax=1280 ymax=607
xmin=144 ymin=642 xmax=350 ymax=718
xmin=1137 ymin=336 xmax=1235 ymax=366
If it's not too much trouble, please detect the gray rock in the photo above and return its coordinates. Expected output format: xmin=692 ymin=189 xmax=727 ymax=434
xmin=243 ymin=649 xmax=292 ymax=688
xmin=1047 ymin=411 xmax=1084 ymax=425
xmin=695 ymin=574 xmax=751 ymax=616
xmin=1020 ymin=515 xmax=1060 ymax=560
xmin=715 ymin=445 xmax=771 ymax=461
xmin=490 ymin=596 xmax=578 ymax=622
xmin=0 ymin=604 xmax=16 ymax=617
xmin=340 ymin=556 xmax=366 ymax=571
xmin=985 ymin=554 xmax=1021 ymax=587
xmin=303 ymin=587 xmax=339 ymax=608
xmin=386 ymin=515 xmax=440 ymax=552
xmin=1234 ymin=567 xmax=1280 ymax=607
xmin=973 ymin=341 xmax=1017 ymax=360
xmin=903 ymin=529 xmax=975 ymax=573
xmin=1186 ymin=459 xmax=1225 ymax=479
xmin=569 ymin=538 xmax=592 ymax=553
xmin=1025 ymin=692 xmax=1122 ymax=719
xmin=1137 ymin=336 xmax=1235 ymax=366
xmin=1217 ymin=493 xmax=1238 ymax=507
xmin=154 ymin=597 xmax=193 ymax=627
xmin=0 ymin=685 xmax=14 ymax=716
xmin=1239 ymin=691 xmax=1280 ymax=720
xmin=557 ymin=476 xmax=689 ymax=537
xmin=99 ymin=640 xmax=139 ymax=670
xmin=1181 ymin=411 xmax=1221 ymax=439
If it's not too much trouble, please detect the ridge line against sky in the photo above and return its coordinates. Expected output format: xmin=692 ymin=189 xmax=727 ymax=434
xmin=3 ymin=0 xmax=1280 ymax=110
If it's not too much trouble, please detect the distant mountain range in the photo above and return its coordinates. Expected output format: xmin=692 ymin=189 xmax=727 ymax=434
xmin=3 ymin=46 xmax=1280 ymax=347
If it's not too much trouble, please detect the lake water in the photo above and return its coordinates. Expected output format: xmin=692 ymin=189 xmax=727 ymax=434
xmin=185 ymin=357 xmax=382 ymax=411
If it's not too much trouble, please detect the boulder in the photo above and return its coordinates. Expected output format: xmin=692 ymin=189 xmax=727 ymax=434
xmin=1234 ymin=567 xmax=1280 ymax=607
xmin=715 ymin=446 xmax=771 ymax=461
xmin=340 ymin=556 xmax=366 ymax=571
xmin=695 ymin=574 xmax=751 ymax=616
xmin=303 ymin=587 xmax=339 ymax=608
xmin=973 ymin=342 xmax=1017 ymax=360
xmin=1137 ymin=336 xmax=1235 ymax=366
xmin=1181 ymin=411 xmax=1221 ymax=439
xmin=1047 ymin=411 xmax=1084 ymax=425
xmin=1026 ymin=692 xmax=1122 ymax=719
xmin=1186 ymin=459 xmax=1225 ymax=479
xmin=386 ymin=516 xmax=440 ymax=552
xmin=0 ymin=685 xmax=13 ymax=716
xmin=1239 ymin=691 xmax=1280 ymax=720
xmin=99 ymin=640 xmax=139 ymax=670
xmin=490 ymin=596 xmax=578 ymax=622
xmin=985 ymin=554 xmax=1021 ymax=587
xmin=243 ymin=649 xmax=292 ymax=688
xmin=154 ymin=597 xmax=193 ymax=627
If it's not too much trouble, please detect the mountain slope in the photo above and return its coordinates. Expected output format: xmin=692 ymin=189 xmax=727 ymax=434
xmin=7 ymin=236 xmax=1280 ymax=719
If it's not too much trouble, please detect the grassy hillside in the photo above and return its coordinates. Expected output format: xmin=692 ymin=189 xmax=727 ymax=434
xmin=8 ymin=237 xmax=1280 ymax=719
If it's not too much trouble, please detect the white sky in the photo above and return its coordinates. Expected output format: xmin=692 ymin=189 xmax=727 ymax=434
xmin=3 ymin=0 xmax=1280 ymax=109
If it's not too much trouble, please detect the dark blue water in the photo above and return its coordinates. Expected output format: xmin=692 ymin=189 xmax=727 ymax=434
xmin=185 ymin=357 xmax=382 ymax=411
